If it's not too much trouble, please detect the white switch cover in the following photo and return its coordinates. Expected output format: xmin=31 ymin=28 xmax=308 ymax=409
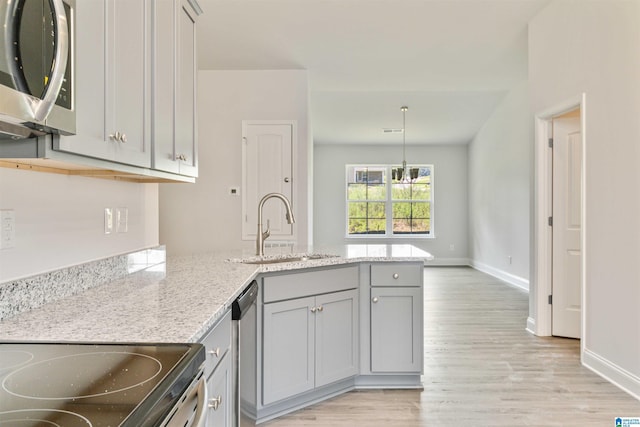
xmin=104 ymin=208 xmax=114 ymax=234
xmin=116 ymin=207 xmax=128 ymax=233
xmin=0 ymin=209 xmax=16 ymax=249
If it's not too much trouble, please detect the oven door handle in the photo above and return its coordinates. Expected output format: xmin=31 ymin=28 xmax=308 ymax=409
xmin=192 ymin=375 xmax=209 ymax=427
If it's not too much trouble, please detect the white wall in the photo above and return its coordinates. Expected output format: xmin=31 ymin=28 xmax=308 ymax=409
xmin=159 ymin=70 xmax=310 ymax=255
xmin=0 ymin=168 xmax=159 ymax=282
xmin=529 ymin=0 xmax=640 ymax=394
xmin=468 ymin=81 xmax=532 ymax=289
xmin=313 ymin=144 xmax=468 ymax=264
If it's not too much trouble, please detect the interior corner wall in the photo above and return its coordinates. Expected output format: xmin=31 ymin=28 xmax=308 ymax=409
xmin=159 ymin=70 xmax=310 ymax=256
xmin=313 ymin=144 xmax=468 ymax=264
xmin=0 ymin=168 xmax=159 ymax=282
xmin=529 ymin=0 xmax=640 ymax=394
xmin=467 ymin=81 xmax=532 ymax=290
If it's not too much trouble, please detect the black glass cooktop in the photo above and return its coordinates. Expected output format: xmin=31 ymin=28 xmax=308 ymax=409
xmin=0 ymin=342 xmax=204 ymax=427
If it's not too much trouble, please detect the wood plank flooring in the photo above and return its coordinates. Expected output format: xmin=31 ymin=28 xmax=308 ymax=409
xmin=264 ymin=267 xmax=640 ymax=426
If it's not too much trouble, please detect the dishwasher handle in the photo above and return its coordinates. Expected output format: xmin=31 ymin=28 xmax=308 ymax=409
xmin=232 ymin=280 xmax=258 ymax=320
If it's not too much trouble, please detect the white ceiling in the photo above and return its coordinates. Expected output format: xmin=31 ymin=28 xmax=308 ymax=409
xmin=196 ymin=0 xmax=551 ymax=145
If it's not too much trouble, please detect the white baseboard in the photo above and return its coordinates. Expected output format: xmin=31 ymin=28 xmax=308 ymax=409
xmin=583 ymin=348 xmax=640 ymax=402
xmin=469 ymin=259 xmax=529 ymax=292
xmin=424 ymin=257 xmax=469 ymax=266
xmin=526 ymin=317 xmax=536 ymax=335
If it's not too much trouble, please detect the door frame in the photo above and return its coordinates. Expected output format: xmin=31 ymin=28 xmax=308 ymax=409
xmin=531 ymin=93 xmax=587 ymax=348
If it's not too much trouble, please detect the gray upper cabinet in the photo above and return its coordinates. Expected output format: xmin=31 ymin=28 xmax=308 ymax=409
xmin=55 ymin=0 xmax=151 ymax=168
xmin=152 ymin=0 xmax=200 ymax=177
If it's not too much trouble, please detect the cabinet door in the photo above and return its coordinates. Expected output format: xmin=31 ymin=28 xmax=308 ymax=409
xmin=55 ymin=0 xmax=150 ymax=167
xmin=315 ymin=289 xmax=359 ymax=387
xmin=262 ymin=296 xmax=314 ymax=405
xmin=108 ymin=0 xmax=150 ymax=167
xmin=370 ymin=287 xmax=423 ymax=373
xmin=207 ymin=353 xmax=232 ymax=427
xmin=152 ymin=0 xmax=198 ymax=176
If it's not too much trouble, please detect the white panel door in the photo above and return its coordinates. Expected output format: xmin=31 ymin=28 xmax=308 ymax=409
xmin=242 ymin=122 xmax=294 ymax=240
xmin=552 ymin=112 xmax=582 ymax=339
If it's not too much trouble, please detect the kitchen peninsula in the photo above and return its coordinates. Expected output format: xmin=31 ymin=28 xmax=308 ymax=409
xmin=0 ymin=244 xmax=432 ymax=425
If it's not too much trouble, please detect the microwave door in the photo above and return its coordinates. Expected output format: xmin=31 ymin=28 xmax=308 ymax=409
xmin=0 ymin=0 xmax=68 ymax=123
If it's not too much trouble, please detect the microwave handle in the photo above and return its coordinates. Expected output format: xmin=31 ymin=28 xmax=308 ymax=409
xmin=32 ymin=0 xmax=69 ymax=122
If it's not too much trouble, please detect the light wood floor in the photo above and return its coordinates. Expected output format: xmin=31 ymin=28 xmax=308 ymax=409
xmin=264 ymin=267 xmax=640 ymax=426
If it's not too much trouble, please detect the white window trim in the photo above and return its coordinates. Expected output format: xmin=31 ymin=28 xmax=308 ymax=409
xmin=344 ymin=164 xmax=435 ymax=239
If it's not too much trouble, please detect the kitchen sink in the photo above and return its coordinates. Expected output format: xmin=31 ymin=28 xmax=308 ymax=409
xmin=240 ymin=254 xmax=339 ymax=265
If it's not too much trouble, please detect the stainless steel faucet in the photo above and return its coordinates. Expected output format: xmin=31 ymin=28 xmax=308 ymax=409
xmin=256 ymin=193 xmax=295 ymax=256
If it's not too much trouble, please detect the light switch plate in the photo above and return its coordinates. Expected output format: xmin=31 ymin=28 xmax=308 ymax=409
xmin=116 ymin=207 xmax=128 ymax=233
xmin=104 ymin=208 xmax=113 ymax=234
xmin=0 ymin=209 xmax=16 ymax=249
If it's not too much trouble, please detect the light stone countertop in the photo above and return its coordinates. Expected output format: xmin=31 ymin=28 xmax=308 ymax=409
xmin=0 ymin=245 xmax=432 ymax=344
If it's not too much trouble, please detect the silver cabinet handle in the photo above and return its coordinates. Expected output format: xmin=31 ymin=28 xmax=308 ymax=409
xmin=393 ymin=273 xmax=399 ymax=279
xmin=208 ymin=347 xmax=220 ymax=358
xmin=317 ymin=305 xmax=323 ymax=312
xmin=372 ymin=297 xmax=379 ymax=303
xmin=177 ymin=154 xmax=187 ymax=161
xmin=284 ymin=177 xmax=290 ymax=183
xmin=109 ymin=132 xmax=127 ymax=143
xmin=310 ymin=307 xmax=316 ymax=313
xmin=208 ymin=395 xmax=222 ymax=410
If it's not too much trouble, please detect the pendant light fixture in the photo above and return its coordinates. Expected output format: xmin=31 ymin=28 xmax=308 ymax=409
xmin=393 ymin=106 xmax=409 ymax=183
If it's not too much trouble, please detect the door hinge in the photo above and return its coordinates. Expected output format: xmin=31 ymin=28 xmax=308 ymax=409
xmin=548 ymin=216 xmax=553 ymax=226
xmin=548 ymin=294 xmax=553 ymax=305
xmin=548 ymin=138 xmax=554 ymax=148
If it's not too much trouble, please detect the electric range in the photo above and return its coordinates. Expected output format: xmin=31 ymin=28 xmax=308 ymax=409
xmin=0 ymin=341 xmax=205 ymax=427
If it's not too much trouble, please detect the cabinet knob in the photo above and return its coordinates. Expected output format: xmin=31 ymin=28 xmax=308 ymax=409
xmin=393 ymin=273 xmax=399 ymax=279
xmin=372 ymin=297 xmax=379 ymax=303
xmin=284 ymin=177 xmax=290 ymax=183
xmin=208 ymin=395 xmax=222 ymax=410
xmin=310 ymin=307 xmax=317 ymax=313
xmin=119 ymin=133 xmax=127 ymax=143
xmin=208 ymin=347 xmax=220 ymax=358
xmin=109 ymin=131 xmax=121 ymax=141
xmin=177 ymin=154 xmax=187 ymax=161
xmin=317 ymin=305 xmax=323 ymax=312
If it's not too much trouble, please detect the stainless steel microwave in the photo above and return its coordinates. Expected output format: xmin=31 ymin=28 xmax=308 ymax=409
xmin=0 ymin=0 xmax=75 ymax=141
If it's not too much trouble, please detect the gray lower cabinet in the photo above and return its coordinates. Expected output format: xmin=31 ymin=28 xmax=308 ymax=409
xmin=262 ymin=288 xmax=359 ymax=406
xmin=370 ymin=287 xmax=423 ymax=373
xmin=369 ymin=262 xmax=424 ymax=374
xmin=200 ymin=310 xmax=232 ymax=427
xmin=207 ymin=352 xmax=232 ymax=426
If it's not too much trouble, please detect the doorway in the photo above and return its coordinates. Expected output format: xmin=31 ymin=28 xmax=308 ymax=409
xmin=532 ymin=94 xmax=586 ymax=344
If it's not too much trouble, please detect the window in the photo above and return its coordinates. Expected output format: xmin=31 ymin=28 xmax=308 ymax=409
xmin=346 ymin=165 xmax=433 ymax=237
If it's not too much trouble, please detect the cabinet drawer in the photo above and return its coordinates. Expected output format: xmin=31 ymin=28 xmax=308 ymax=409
xmin=370 ymin=263 xmax=423 ymax=287
xmin=201 ymin=310 xmax=232 ymax=378
xmin=263 ymin=265 xmax=358 ymax=303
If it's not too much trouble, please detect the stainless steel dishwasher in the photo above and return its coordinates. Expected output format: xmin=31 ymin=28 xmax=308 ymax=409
xmin=232 ymin=280 xmax=259 ymax=427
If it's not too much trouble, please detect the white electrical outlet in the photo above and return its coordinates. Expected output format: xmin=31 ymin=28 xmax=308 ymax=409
xmin=116 ymin=207 xmax=128 ymax=233
xmin=0 ymin=209 xmax=16 ymax=249
xmin=104 ymin=208 xmax=114 ymax=234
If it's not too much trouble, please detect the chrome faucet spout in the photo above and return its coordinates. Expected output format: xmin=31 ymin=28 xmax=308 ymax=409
xmin=256 ymin=193 xmax=295 ymax=256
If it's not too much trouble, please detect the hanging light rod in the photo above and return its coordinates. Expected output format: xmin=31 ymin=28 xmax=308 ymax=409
xmin=401 ymin=106 xmax=408 ymax=179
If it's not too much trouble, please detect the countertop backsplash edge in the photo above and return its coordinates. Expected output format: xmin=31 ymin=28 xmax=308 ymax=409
xmin=0 ymin=246 xmax=166 ymax=322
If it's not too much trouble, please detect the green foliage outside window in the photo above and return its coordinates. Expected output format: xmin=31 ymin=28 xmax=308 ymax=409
xmin=347 ymin=166 xmax=432 ymax=236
